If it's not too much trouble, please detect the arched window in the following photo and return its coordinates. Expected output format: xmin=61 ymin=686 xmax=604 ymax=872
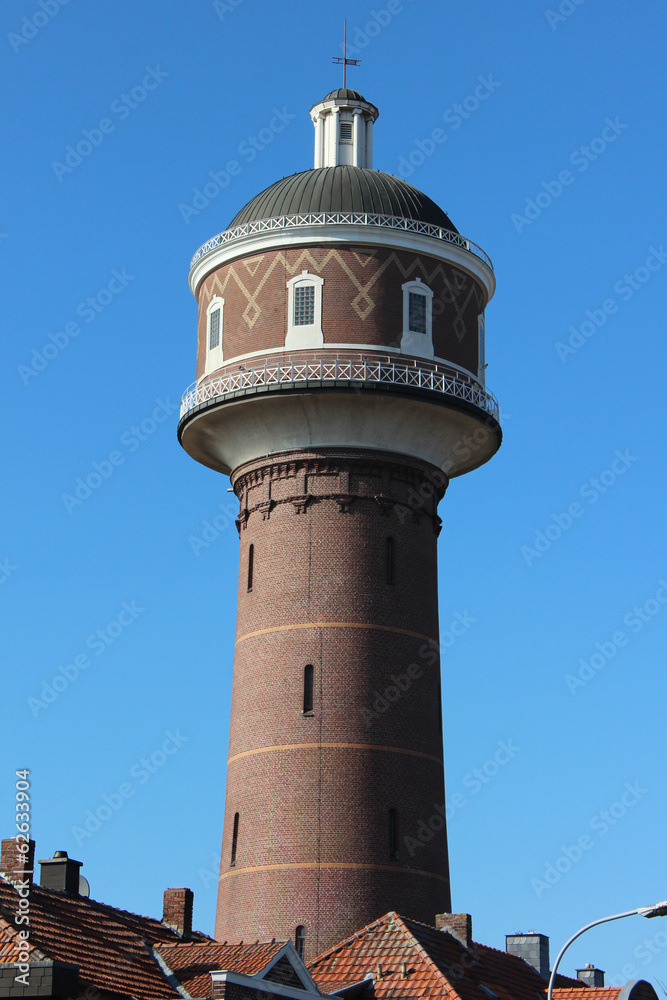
xmin=230 ymin=812 xmax=239 ymax=867
xmin=388 ymin=808 xmax=398 ymax=859
xmin=286 ymin=271 xmax=324 ymax=350
xmin=303 ymin=664 xmax=314 ymax=715
xmin=295 ymin=925 xmax=306 ymax=960
xmin=247 ymin=544 xmax=254 ymax=592
xmin=401 ymin=279 xmax=434 ymax=360
xmin=386 ymin=537 xmax=395 ymax=584
xmin=204 ymin=296 xmax=224 ymax=374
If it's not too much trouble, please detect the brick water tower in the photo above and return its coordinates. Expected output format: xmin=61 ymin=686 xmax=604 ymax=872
xmin=178 ymin=87 xmax=501 ymax=958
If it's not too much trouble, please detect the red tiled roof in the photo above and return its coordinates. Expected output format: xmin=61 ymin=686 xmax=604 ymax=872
xmin=553 ymin=991 xmax=623 ymax=1000
xmin=0 ymin=875 xmax=211 ymax=1000
xmin=309 ymin=912 xmax=585 ymax=1000
xmin=157 ymin=940 xmax=286 ymax=998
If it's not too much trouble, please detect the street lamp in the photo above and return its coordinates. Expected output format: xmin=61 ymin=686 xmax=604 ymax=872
xmin=547 ymin=901 xmax=667 ymax=1000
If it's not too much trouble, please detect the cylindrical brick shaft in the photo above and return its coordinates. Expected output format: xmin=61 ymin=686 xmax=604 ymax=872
xmin=214 ymin=449 xmax=451 ymax=958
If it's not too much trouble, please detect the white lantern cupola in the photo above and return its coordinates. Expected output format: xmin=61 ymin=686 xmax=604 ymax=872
xmin=310 ymin=89 xmax=379 ymax=169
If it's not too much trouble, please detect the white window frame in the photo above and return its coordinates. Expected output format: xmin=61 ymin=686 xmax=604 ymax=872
xmin=286 ymin=271 xmax=324 ymax=350
xmin=400 ymin=278 xmax=434 ymax=360
xmin=478 ymin=312 xmax=486 ymax=383
xmin=205 ymin=296 xmax=224 ymax=374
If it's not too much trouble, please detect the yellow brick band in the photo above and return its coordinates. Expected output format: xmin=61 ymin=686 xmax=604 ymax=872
xmin=219 ymin=861 xmax=448 ymax=882
xmin=228 ymin=742 xmax=442 ymax=765
xmin=235 ymin=620 xmax=438 ymax=645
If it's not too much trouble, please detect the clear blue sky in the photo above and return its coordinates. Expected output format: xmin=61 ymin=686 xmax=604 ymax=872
xmin=3 ymin=0 xmax=667 ymax=987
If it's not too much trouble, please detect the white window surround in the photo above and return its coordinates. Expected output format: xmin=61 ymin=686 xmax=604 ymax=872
xmin=478 ymin=312 xmax=486 ymax=383
xmin=204 ymin=296 xmax=224 ymax=375
xmin=401 ymin=278 xmax=434 ymax=360
xmin=285 ymin=271 xmax=324 ymax=350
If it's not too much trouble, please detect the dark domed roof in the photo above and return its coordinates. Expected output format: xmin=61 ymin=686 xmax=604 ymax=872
xmin=228 ymin=166 xmax=457 ymax=232
xmin=321 ymin=88 xmax=367 ymax=102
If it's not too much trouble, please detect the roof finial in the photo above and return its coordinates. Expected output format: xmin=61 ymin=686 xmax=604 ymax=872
xmin=332 ymin=20 xmax=360 ymax=89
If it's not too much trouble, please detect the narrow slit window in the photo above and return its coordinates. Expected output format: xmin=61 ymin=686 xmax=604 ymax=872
xmin=386 ymin=537 xmax=395 ymax=584
xmin=388 ymin=808 xmax=398 ymax=859
xmin=303 ymin=664 xmax=314 ymax=714
xmin=408 ymin=292 xmax=427 ymax=334
xmin=294 ymin=285 xmax=315 ymax=326
xmin=247 ymin=544 xmax=254 ymax=592
xmin=230 ymin=812 xmax=239 ymax=866
xmin=209 ymin=307 xmax=221 ymax=350
xmin=437 ymin=675 xmax=443 ymax=736
xmin=295 ymin=925 xmax=306 ymax=960
xmin=339 ymin=121 xmax=353 ymax=142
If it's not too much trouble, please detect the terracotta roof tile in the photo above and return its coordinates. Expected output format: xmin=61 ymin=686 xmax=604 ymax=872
xmin=553 ymin=990 xmax=623 ymax=1000
xmin=0 ymin=875 xmax=211 ymax=1000
xmin=309 ymin=912 xmax=585 ymax=1000
xmin=157 ymin=940 xmax=286 ymax=998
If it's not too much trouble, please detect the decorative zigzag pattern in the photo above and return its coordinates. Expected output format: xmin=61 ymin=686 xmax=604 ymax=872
xmin=199 ymin=248 xmax=479 ymax=332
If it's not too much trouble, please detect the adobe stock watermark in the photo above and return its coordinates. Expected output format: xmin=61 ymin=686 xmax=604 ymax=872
xmin=555 ymin=246 xmax=667 ymax=362
xmin=188 ymin=500 xmax=238 ymax=556
xmin=607 ymin=926 xmax=667 ymax=988
xmin=179 ymin=108 xmax=295 ymax=224
xmin=8 ymin=0 xmax=73 ymax=54
xmin=446 ymin=738 xmax=522 ymax=823
xmin=1 ymin=558 xmax=18 ymax=584
xmin=70 ymin=730 xmax=189 ymax=845
xmin=511 ymin=117 xmax=628 ymax=234
xmin=362 ymin=612 xmax=476 ymax=728
xmin=531 ymin=781 xmax=648 ymax=897
xmin=521 ymin=449 xmax=638 ymax=567
xmin=61 ymin=398 xmax=178 ymax=513
xmin=565 ymin=580 xmax=667 ymax=694
xmin=396 ymin=75 xmax=501 ymax=179
xmin=213 ymin=0 xmax=244 ymax=20
xmin=18 ymin=268 xmax=135 ymax=385
xmin=404 ymin=739 xmax=521 ymax=855
xmin=198 ymin=850 xmax=221 ymax=890
xmin=338 ymin=1 xmax=418 ymax=57
xmin=393 ymin=407 xmax=509 ymax=527
xmin=27 ymin=601 xmax=145 ymax=718
xmin=361 ymin=640 xmax=437 ymax=729
xmin=545 ymin=0 xmax=588 ymax=31
xmin=52 ymin=66 xmax=169 ymax=181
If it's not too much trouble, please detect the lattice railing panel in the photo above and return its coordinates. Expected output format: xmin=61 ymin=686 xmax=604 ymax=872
xmin=190 ymin=212 xmax=493 ymax=270
xmin=180 ymin=355 xmax=498 ymax=421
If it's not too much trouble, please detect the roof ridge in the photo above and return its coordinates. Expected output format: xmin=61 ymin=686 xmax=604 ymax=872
xmin=392 ymin=913 xmax=464 ymax=1000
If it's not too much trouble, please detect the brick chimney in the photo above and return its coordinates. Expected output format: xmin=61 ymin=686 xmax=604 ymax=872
xmin=436 ymin=913 xmax=473 ymax=950
xmin=506 ymin=933 xmax=550 ymax=980
xmin=163 ymin=887 xmax=193 ymax=938
xmin=1 ymin=838 xmax=35 ymax=886
xmin=578 ymin=965 xmax=605 ymax=987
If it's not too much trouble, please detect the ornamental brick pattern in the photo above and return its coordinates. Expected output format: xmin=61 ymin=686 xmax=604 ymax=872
xmin=215 ymin=449 xmax=451 ymax=959
xmin=196 ymin=246 xmax=484 ymax=378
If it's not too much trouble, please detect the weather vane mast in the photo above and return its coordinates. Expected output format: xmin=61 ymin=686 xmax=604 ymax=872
xmin=332 ymin=20 xmax=360 ymax=89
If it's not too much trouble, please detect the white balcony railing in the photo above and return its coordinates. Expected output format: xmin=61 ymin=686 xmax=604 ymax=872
xmin=190 ymin=212 xmax=493 ymax=271
xmin=179 ymin=354 xmax=499 ymax=421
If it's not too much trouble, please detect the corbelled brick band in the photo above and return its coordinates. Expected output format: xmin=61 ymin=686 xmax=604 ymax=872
xmin=215 ymin=450 xmax=451 ymax=957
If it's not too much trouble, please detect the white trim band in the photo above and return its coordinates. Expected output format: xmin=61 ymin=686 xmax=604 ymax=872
xmin=190 ymin=213 xmax=492 ymax=276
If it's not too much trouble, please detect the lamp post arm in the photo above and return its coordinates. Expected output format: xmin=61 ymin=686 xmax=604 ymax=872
xmin=547 ymin=909 xmax=641 ymax=1000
